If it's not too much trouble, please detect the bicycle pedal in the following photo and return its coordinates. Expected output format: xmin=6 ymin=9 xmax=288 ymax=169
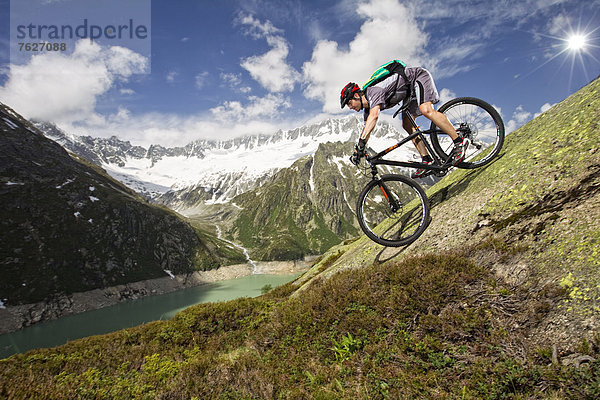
xmin=434 ymin=170 xmax=447 ymax=177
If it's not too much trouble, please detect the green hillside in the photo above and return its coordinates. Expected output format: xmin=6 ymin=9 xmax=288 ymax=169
xmin=298 ymin=76 xmax=600 ymax=335
xmin=0 ymin=104 xmax=246 ymax=306
xmin=225 ymin=141 xmax=363 ymax=260
xmin=1 ymin=78 xmax=599 ymax=398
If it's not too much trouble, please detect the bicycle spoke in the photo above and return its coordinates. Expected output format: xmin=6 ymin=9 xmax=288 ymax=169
xmin=358 ymin=175 xmax=429 ymax=246
xmin=430 ymin=97 xmax=505 ymax=169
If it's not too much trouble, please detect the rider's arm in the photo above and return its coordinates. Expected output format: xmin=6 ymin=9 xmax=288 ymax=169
xmin=360 ymin=105 xmax=380 ymax=143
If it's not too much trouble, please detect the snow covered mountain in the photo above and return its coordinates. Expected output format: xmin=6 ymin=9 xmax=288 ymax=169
xmin=35 ymin=116 xmax=420 ymax=213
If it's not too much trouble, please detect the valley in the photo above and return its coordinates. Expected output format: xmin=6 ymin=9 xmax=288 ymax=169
xmin=36 ymin=113 xmax=422 ymax=260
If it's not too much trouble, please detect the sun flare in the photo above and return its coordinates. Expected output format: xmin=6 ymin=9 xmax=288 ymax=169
xmin=567 ymin=34 xmax=587 ymax=51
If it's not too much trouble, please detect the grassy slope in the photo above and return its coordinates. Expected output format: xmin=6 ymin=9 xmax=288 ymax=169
xmin=298 ymin=76 xmax=600 ymax=349
xmin=1 ymin=79 xmax=599 ymax=398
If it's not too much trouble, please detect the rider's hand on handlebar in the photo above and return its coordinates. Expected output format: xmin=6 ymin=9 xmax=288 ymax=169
xmin=350 ymin=145 xmax=364 ymax=165
xmin=350 ymin=138 xmax=367 ymax=165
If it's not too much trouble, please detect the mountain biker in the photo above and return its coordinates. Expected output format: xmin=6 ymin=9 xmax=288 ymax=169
xmin=341 ymin=65 xmax=469 ymax=178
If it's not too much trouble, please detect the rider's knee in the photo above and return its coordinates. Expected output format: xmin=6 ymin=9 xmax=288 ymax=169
xmin=419 ymin=103 xmax=435 ymax=118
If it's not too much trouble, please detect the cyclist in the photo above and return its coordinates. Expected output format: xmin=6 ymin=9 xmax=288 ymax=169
xmin=341 ymin=66 xmax=469 ymax=178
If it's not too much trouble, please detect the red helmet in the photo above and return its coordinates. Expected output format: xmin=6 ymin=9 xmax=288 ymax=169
xmin=340 ymin=82 xmax=360 ymax=108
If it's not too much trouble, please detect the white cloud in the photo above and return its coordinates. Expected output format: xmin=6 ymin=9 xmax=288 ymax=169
xmin=166 ymin=71 xmax=178 ymax=83
xmin=238 ymin=13 xmax=301 ymax=92
xmin=210 ymin=93 xmax=291 ymax=123
xmin=0 ymin=29 xmax=299 ymax=147
xmin=112 ymin=106 xmax=131 ymax=121
xmin=236 ymin=13 xmax=283 ymax=39
xmin=534 ymin=102 xmax=555 ymax=118
xmin=506 ymin=105 xmax=532 ymax=133
xmin=220 ymin=72 xmax=251 ymax=93
xmin=52 ymin=106 xmax=299 ymax=147
xmin=513 ymin=105 xmax=532 ymax=122
xmin=195 ymin=71 xmax=210 ymax=89
xmin=0 ymin=40 xmax=147 ymax=124
xmin=547 ymin=14 xmax=571 ymax=36
xmin=438 ymin=88 xmax=456 ymax=105
xmin=302 ymin=0 xmax=427 ymax=114
xmin=221 ymin=72 xmax=242 ymax=87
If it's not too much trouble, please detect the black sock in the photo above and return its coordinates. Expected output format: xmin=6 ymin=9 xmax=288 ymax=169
xmin=453 ymin=136 xmax=463 ymax=144
xmin=422 ymin=155 xmax=433 ymax=163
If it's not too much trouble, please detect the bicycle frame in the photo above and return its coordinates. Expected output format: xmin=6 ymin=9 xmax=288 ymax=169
xmin=355 ymin=95 xmax=504 ymax=247
xmin=365 ymin=110 xmax=453 ymax=176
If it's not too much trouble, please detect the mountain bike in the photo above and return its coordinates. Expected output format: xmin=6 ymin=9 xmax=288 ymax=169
xmin=355 ymin=97 xmax=505 ymax=247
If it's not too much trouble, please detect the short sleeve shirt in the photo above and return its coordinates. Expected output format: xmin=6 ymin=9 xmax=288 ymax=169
xmin=363 ymin=66 xmax=440 ymax=120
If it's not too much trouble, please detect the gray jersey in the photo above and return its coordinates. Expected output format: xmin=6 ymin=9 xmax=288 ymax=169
xmin=364 ymin=66 xmax=440 ymax=120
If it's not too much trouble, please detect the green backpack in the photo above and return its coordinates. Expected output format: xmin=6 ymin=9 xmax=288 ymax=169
xmin=361 ymin=60 xmax=408 ymax=91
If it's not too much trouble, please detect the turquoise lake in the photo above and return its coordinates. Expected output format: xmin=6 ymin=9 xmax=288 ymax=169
xmin=0 ymin=273 xmax=300 ymax=359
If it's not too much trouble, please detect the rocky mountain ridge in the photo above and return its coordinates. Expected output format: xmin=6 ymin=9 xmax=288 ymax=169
xmin=35 ymin=116 xmax=418 ymax=210
xmin=217 ymin=141 xmax=370 ymax=260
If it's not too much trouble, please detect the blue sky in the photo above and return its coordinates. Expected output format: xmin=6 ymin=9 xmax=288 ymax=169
xmin=0 ymin=0 xmax=599 ymax=146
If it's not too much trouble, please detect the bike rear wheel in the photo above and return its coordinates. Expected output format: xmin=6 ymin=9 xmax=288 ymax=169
xmin=430 ymin=97 xmax=505 ymax=169
xmin=356 ymin=174 xmax=430 ymax=247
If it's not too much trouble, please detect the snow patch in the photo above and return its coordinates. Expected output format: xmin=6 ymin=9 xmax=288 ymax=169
xmin=164 ymin=269 xmax=176 ymax=279
xmin=38 ymin=116 xmax=412 ymax=207
xmin=330 ymin=156 xmax=349 ymax=179
xmin=56 ymin=179 xmax=74 ymax=189
xmin=309 ymin=154 xmax=316 ymax=192
xmin=97 ymin=118 xmax=359 ymax=202
xmin=2 ymin=117 xmax=18 ymax=130
xmin=342 ymin=190 xmax=355 ymax=215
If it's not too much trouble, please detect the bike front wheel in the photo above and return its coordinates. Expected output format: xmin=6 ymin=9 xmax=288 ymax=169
xmin=356 ymin=174 xmax=430 ymax=247
xmin=430 ymin=97 xmax=505 ymax=169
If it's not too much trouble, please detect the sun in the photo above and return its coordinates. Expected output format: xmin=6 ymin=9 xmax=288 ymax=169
xmin=567 ymin=34 xmax=587 ymax=51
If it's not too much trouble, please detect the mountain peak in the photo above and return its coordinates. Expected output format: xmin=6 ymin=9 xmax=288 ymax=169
xmin=34 ymin=115 xmax=409 ymax=207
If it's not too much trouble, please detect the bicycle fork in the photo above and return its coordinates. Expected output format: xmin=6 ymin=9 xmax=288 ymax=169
xmin=370 ymin=166 xmax=401 ymax=212
xmin=378 ymin=182 xmax=401 ymax=212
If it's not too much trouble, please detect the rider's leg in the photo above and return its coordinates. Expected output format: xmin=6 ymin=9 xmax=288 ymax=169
xmin=405 ymin=113 xmax=433 ymax=179
xmin=419 ymin=102 xmax=459 ymax=140
xmin=419 ymin=101 xmax=470 ymax=165
xmin=403 ymin=113 xmax=429 ymax=157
